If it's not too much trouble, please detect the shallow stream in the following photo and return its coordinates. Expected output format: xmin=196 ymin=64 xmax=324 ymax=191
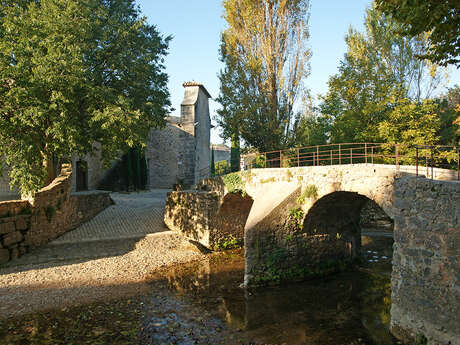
xmin=1 ymin=234 xmax=396 ymax=345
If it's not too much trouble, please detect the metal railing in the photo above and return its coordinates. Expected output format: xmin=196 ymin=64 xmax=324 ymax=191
xmin=242 ymin=143 xmax=459 ymax=180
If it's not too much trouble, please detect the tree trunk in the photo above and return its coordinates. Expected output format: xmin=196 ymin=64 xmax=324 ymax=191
xmin=43 ymin=155 xmax=56 ymax=187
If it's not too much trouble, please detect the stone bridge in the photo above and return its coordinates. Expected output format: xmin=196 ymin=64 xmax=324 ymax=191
xmin=164 ymin=163 xmax=459 ymax=345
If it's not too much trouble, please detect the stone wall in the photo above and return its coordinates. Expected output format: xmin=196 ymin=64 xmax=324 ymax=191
xmin=164 ymin=190 xmax=251 ymax=249
xmin=0 ymin=164 xmax=112 ymax=263
xmin=391 ymin=177 xmax=459 ymax=345
xmin=146 ymin=118 xmax=183 ymax=188
xmin=164 ymin=191 xmax=219 ymax=248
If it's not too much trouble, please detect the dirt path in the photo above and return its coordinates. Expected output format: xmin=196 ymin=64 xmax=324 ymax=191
xmin=0 ymin=190 xmax=204 ymax=319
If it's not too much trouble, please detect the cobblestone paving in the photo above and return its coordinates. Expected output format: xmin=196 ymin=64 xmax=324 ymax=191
xmin=54 ymin=190 xmax=170 ymax=244
xmin=3 ymin=190 xmax=172 ymax=268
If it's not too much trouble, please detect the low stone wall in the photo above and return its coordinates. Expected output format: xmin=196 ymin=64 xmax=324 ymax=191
xmin=391 ymin=177 xmax=459 ymax=345
xmin=0 ymin=165 xmax=112 ymax=263
xmin=164 ymin=191 xmax=219 ymax=248
xmin=164 ymin=190 xmax=251 ymax=249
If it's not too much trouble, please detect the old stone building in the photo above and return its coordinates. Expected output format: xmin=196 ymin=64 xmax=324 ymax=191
xmin=145 ymin=82 xmax=212 ymax=188
xmin=0 ymin=82 xmax=212 ymax=199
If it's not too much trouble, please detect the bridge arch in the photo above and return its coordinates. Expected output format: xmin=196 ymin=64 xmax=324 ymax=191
xmin=302 ymin=191 xmax=393 ymax=262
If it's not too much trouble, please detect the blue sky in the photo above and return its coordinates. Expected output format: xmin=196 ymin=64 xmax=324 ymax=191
xmin=136 ymin=0 xmax=459 ymax=144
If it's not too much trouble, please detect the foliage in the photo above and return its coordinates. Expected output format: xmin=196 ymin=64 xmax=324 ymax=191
xmin=230 ymin=133 xmax=240 ymax=172
xmin=214 ymin=160 xmax=231 ymax=176
xmin=213 ymin=234 xmax=242 ymax=251
xmin=210 ymin=148 xmax=215 ymax=177
xmin=216 ymin=0 xmax=311 ymax=152
xmin=0 ymin=0 xmax=171 ymax=195
xmin=288 ymin=206 xmax=304 ymax=230
xmin=296 ymin=184 xmax=318 ymax=204
xmin=319 ymin=5 xmax=445 ymax=144
xmin=250 ymin=154 xmax=266 ymax=169
xmin=378 ymin=98 xmax=440 ymax=164
xmin=376 ymin=0 xmax=460 ymax=67
xmin=222 ymin=172 xmax=244 ymax=194
xmin=436 ymin=86 xmax=460 ymax=146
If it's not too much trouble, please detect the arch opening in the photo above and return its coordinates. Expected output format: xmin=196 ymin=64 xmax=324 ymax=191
xmin=302 ymin=191 xmax=394 ymax=264
xmin=213 ymin=192 xmax=254 ymax=249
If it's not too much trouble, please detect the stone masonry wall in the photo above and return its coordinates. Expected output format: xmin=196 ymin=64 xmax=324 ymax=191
xmin=164 ymin=190 xmax=251 ymax=249
xmin=391 ymin=177 xmax=459 ymax=345
xmin=0 ymin=164 xmax=112 ymax=264
xmin=164 ymin=191 xmax=219 ymax=248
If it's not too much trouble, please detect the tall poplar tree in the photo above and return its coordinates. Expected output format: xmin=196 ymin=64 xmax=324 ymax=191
xmin=216 ymin=0 xmax=311 ymax=153
xmin=0 ymin=0 xmax=171 ymax=195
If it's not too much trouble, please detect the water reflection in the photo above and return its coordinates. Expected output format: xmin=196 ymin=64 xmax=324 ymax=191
xmin=151 ymin=242 xmax=396 ymax=345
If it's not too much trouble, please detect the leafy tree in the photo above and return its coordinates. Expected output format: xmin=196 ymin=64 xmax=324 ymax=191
xmin=210 ymin=148 xmax=215 ymax=177
xmin=436 ymin=86 xmax=460 ymax=146
xmin=319 ymin=5 xmax=445 ymax=144
xmin=0 ymin=0 xmax=171 ymax=196
xmin=378 ymin=97 xmax=441 ymax=163
xmin=216 ymin=0 xmax=311 ymax=153
xmin=376 ymin=0 xmax=460 ymax=67
xmin=293 ymin=98 xmax=329 ymax=147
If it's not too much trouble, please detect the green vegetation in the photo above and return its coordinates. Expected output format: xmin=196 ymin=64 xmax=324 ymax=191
xmin=288 ymin=207 xmax=305 ymax=230
xmin=296 ymin=185 xmax=318 ymax=205
xmin=213 ymin=235 xmax=242 ymax=251
xmin=216 ymin=0 xmax=311 ymax=152
xmin=210 ymin=148 xmax=216 ymax=177
xmin=222 ymin=172 xmax=244 ymax=194
xmin=0 ymin=0 xmax=171 ymax=195
xmin=253 ymin=253 xmax=351 ymax=286
xmin=293 ymin=4 xmax=458 ymax=157
xmin=376 ymin=0 xmax=460 ymax=67
xmin=214 ymin=161 xmax=231 ymax=176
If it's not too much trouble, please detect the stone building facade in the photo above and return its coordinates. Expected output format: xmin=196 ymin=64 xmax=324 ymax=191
xmin=0 ymin=82 xmax=212 ymax=198
xmin=146 ymin=82 xmax=212 ymax=188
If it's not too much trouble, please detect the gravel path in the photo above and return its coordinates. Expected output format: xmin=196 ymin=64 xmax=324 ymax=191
xmin=0 ymin=191 xmax=204 ymax=319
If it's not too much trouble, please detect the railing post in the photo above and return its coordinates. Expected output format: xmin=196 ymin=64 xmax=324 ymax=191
xmin=426 ymin=153 xmax=429 ymax=178
xmin=457 ymin=148 xmax=459 ymax=180
xmin=416 ymin=146 xmax=419 ymax=177
xmin=313 ymin=152 xmax=315 ymax=166
xmin=371 ymin=147 xmax=374 ymax=164
xmin=365 ymin=143 xmax=368 ymax=164
xmin=395 ymin=144 xmax=399 ymax=173
xmin=431 ymin=147 xmax=434 ymax=180
xmin=330 ymin=150 xmax=333 ymax=165
xmin=339 ymin=144 xmax=341 ymax=165
xmin=350 ymin=148 xmax=353 ymax=164
xmin=317 ymin=146 xmax=319 ymax=166
xmin=297 ymin=148 xmax=300 ymax=167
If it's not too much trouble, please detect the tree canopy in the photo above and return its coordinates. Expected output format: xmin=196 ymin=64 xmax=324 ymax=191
xmin=375 ymin=0 xmax=460 ymax=67
xmin=0 ymin=0 xmax=171 ymax=195
xmin=216 ymin=0 xmax=311 ymax=153
xmin=314 ymin=5 xmax=445 ymax=145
